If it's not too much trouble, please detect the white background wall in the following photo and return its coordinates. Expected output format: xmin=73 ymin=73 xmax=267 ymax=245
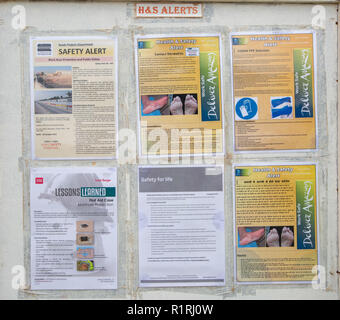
xmin=0 ymin=1 xmax=338 ymax=299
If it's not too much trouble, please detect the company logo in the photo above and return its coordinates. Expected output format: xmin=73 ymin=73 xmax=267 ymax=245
xmin=138 ymin=41 xmax=154 ymax=49
xmin=232 ymin=37 xmax=248 ymax=45
xmin=294 ymin=48 xmax=314 ymax=118
xmin=235 ymin=168 xmax=251 ymax=176
xmin=35 ymin=177 xmax=43 ymax=184
xmin=296 ymin=180 xmax=315 ymax=249
xmin=200 ymin=52 xmax=220 ymax=122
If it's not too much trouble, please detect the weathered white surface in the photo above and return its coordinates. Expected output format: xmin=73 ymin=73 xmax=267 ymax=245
xmin=0 ymin=1 xmax=338 ymax=300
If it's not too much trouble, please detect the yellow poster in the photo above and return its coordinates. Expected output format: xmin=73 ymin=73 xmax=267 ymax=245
xmin=231 ymin=31 xmax=316 ymax=151
xmin=234 ymin=164 xmax=318 ymax=283
xmin=30 ymin=36 xmax=118 ymax=159
xmin=136 ymin=35 xmax=224 ymax=156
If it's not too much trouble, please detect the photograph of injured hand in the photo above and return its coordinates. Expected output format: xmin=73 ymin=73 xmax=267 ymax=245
xmin=141 ymin=94 xmax=198 ymax=116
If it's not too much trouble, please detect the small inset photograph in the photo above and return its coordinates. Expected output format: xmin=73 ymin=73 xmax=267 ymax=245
xmin=34 ymin=66 xmax=72 ymax=89
xmin=266 ymin=226 xmax=294 ymax=247
xmin=34 ymin=90 xmax=72 ymax=114
xmin=238 ymin=226 xmax=266 ymax=248
xmin=76 ymin=233 xmax=94 ymax=245
xmin=271 ymin=96 xmax=293 ymax=119
xmin=77 ymin=260 xmax=94 ymax=271
xmin=141 ymin=94 xmax=198 ymax=116
xmin=235 ymin=97 xmax=258 ymax=121
xmin=76 ymin=220 xmax=94 ymax=233
xmin=77 ymin=247 xmax=94 ymax=259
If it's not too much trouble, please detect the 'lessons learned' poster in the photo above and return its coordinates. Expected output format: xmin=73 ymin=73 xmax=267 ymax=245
xmin=30 ymin=167 xmax=118 ymax=290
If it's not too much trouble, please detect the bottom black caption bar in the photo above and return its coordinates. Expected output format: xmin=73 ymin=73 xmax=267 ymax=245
xmin=126 ymin=302 xmax=214 ymax=318
xmin=5 ymin=300 xmax=327 ymax=318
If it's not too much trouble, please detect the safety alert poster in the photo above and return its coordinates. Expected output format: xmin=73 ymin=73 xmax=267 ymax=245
xmin=234 ymin=164 xmax=318 ymax=283
xmin=30 ymin=36 xmax=118 ymax=159
xmin=231 ymin=31 xmax=316 ymax=151
xmin=136 ymin=35 xmax=224 ymax=156
xmin=30 ymin=167 xmax=117 ymax=290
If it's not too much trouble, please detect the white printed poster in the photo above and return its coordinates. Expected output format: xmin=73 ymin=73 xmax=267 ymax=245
xmin=30 ymin=36 xmax=118 ymax=160
xmin=138 ymin=166 xmax=225 ymax=287
xmin=30 ymin=167 xmax=118 ymax=290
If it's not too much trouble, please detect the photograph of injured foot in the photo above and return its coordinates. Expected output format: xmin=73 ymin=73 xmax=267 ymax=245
xmin=238 ymin=226 xmax=294 ymax=248
xmin=141 ymin=94 xmax=198 ymax=116
xmin=266 ymin=226 xmax=294 ymax=247
xmin=238 ymin=227 xmax=266 ymax=247
xmin=141 ymin=95 xmax=168 ymax=115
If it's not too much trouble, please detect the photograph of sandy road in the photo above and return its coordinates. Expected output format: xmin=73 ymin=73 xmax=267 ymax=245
xmin=34 ymin=90 xmax=72 ymax=114
xmin=34 ymin=66 xmax=72 ymax=89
